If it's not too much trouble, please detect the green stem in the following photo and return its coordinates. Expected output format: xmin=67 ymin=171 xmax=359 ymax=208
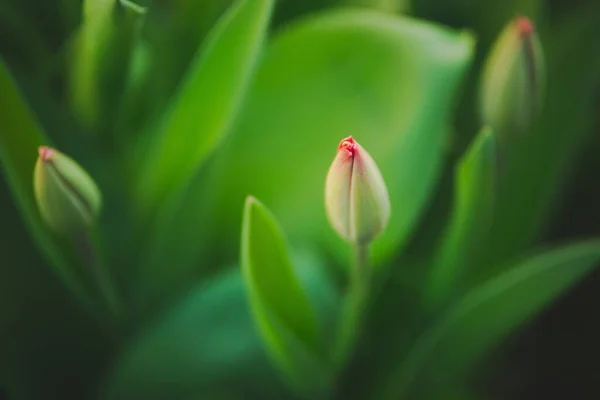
xmin=334 ymin=242 xmax=371 ymax=368
xmin=78 ymin=233 xmax=123 ymax=328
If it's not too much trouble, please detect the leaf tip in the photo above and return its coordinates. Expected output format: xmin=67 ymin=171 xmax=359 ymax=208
xmin=244 ymin=195 xmax=260 ymax=211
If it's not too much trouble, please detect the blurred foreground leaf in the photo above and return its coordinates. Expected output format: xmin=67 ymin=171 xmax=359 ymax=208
xmin=103 ymin=251 xmax=337 ymax=399
xmin=102 ymin=269 xmax=278 ymax=400
xmin=241 ymin=197 xmax=330 ymax=394
xmin=381 ymin=239 xmax=600 ymax=399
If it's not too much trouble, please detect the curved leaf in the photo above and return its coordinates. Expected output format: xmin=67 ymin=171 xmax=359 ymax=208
xmin=202 ymin=10 xmax=474 ymax=266
xmin=344 ymin=0 xmax=409 ymax=13
xmin=102 ymin=269 xmax=282 ymax=400
xmin=135 ymin=0 xmax=273 ymax=216
xmin=102 ymin=252 xmax=337 ymax=399
xmin=381 ymin=240 xmax=600 ymax=399
xmin=71 ymin=0 xmax=116 ymax=125
xmin=134 ymin=0 xmax=274 ymax=308
xmin=241 ymin=197 xmax=330 ymax=394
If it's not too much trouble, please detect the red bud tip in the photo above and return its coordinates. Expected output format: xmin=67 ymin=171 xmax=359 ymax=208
xmin=38 ymin=146 xmax=55 ymax=161
xmin=338 ymin=136 xmax=357 ymax=156
xmin=515 ymin=16 xmax=534 ymax=37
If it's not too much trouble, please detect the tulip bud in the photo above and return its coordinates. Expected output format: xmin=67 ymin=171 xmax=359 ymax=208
xmin=480 ymin=16 xmax=545 ymax=137
xmin=325 ymin=136 xmax=390 ymax=244
xmin=34 ymin=146 xmax=102 ymax=234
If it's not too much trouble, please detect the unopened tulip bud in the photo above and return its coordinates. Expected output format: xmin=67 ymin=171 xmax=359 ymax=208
xmin=34 ymin=146 xmax=102 ymax=234
xmin=480 ymin=16 xmax=545 ymax=137
xmin=325 ymin=136 xmax=390 ymax=244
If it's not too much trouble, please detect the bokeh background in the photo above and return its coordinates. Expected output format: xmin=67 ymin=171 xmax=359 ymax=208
xmin=1 ymin=0 xmax=600 ymax=399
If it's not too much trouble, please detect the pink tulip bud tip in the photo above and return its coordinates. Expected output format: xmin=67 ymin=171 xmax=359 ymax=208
xmin=338 ymin=136 xmax=358 ymax=156
xmin=516 ymin=16 xmax=534 ymax=37
xmin=38 ymin=146 xmax=55 ymax=161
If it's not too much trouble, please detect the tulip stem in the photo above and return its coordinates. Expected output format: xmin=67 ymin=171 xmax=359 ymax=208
xmin=334 ymin=242 xmax=371 ymax=369
xmin=78 ymin=233 xmax=123 ymax=328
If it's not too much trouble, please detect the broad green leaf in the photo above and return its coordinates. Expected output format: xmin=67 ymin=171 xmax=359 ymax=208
xmin=427 ymin=127 xmax=496 ymax=306
xmin=134 ymin=0 xmax=273 ymax=216
xmin=103 ymin=253 xmax=336 ymax=399
xmin=0 ymin=59 xmax=98 ymax=312
xmin=199 ymin=10 xmax=474 ymax=267
xmin=241 ymin=197 xmax=330 ymax=394
xmin=102 ymin=269 xmax=280 ymax=400
xmin=380 ymin=240 xmax=600 ymax=399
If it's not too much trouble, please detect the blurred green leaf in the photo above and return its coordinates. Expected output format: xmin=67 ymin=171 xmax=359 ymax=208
xmin=345 ymin=0 xmax=409 ymax=13
xmin=135 ymin=0 xmax=273 ymax=216
xmin=102 ymin=268 xmax=280 ymax=400
xmin=199 ymin=9 xmax=473 ymax=268
xmin=103 ymin=250 xmax=336 ymax=399
xmin=137 ymin=0 xmax=233 ymax=119
xmin=119 ymin=0 xmax=147 ymax=15
xmin=0 ymin=59 xmax=99 ymax=312
xmin=241 ymin=197 xmax=330 ymax=394
xmin=134 ymin=0 xmax=274 ymax=311
xmin=381 ymin=239 xmax=600 ymax=399
xmin=427 ymin=126 xmax=496 ymax=306
xmin=70 ymin=0 xmax=116 ymax=125
xmin=71 ymin=0 xmax=147 ymax=135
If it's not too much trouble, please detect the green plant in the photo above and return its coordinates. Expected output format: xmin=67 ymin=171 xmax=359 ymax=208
xmin=1 ymin=0 xmax=600 ymax=399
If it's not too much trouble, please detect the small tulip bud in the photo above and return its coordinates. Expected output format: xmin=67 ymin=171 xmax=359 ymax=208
xmin=480 ymin=16 xmax=545 ymax=137
xmin=34 ymin=146 xmax=102 ymax=234
xmin=325 ymin=136 xmax=390 ymax=244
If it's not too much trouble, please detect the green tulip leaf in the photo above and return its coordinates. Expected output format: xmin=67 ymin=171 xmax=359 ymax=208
xmin=344 ymin=0 xmax=409 ymax=13
xmin=103 ymin=252 xmax=336 ymax=399
xmin=427 ymin=126 xmax=496 ymax=306
xmin=102 ymin=269 xmax=283 ymax=400
xmin=201 ymin=9 xmax=474 ymax=267
xmin=381 ymin=239 xmax=600 ymax=399
xmin=134 ymin=0 xmax=274 ymax=311
xmin=71 ymin=0 xmax=117 ymax=126
xmin=241 ymin=197 xmax=331 ymax=394
xmin=135 ymin=0 xmax=273 ymax=216
xmin=72 ymin=0 xmax=148 ymax=135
